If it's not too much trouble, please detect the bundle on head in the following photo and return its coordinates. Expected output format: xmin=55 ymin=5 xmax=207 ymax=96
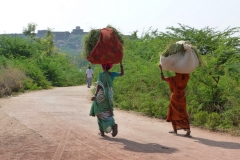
xmin=82 ymin=25 xmax=124 ymax=64
xmin=160 ymin=40 xmax=200 ymax=74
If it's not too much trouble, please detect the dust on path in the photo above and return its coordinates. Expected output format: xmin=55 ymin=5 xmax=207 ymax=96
xmin=0 ymin=86 xmax=239 ymax=160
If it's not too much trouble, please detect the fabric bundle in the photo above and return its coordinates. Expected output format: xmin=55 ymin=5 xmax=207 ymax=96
xmin=160 ymin=41 xmax=199 ymax=74
xmin=82 ymin=26 xmax=124 ymax=64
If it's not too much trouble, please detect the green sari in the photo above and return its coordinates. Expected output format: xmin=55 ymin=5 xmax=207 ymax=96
xmin=90 ymin=71 xmax=115 ymax=133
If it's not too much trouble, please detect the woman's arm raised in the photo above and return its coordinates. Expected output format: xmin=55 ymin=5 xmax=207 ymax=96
xmin=159 ymin=64 xmax=168 ymax=82
xmin=120 ymin=61 xmax=124 ymax=76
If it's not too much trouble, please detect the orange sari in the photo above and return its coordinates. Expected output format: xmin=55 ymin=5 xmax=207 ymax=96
xmin=166 ymin=73 xmax=190 ymax=131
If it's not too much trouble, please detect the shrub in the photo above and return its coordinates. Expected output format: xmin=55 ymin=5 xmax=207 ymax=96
xmin=206 ymin=112 xmax=221 ymax=130
xmin=18 ymin=60 xmax=51 ymax=89
xmin=193 ymin=111 xmax=208 ymax=126
xmin=0 ymin=67 xmax=27 ymax=97
xmin=220 ymin=109 xmax=240 ymax=128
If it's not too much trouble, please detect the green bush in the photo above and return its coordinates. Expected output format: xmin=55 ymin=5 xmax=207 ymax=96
xmin=0 ymin=35 xmax=43 ymax=58
xmin=206 ymin=112 xmax=221 ymax=130
xmin=193 ymin=111 xmax=208 ymax=126
xmin=22 ymin=78 xmax=42 ymax=90
xmin=220 ymin=109 xmax=240 ymax=128
xmin=18 ymin=59 xmax=51 ymax=89
xmin=0 ymin=29 xmax=86 ymax=94
xmin=36 ymin=55 xmax=85 ymax=86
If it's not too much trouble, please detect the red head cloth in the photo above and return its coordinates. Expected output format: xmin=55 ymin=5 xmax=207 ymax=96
xmin=102 ymin=64 xmax=113 ymax=70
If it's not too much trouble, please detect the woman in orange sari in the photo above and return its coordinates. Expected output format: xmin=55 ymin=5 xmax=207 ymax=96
xmin=159 ymin=64 xmax=191 ymax=136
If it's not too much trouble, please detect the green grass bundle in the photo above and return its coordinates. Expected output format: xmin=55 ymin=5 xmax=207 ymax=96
xmin=82 ymin=29 xmax=101 ymax=58
xmin=82 ymin=25 xmax=124 ymax=59
xmin=161 ymin=42 xmax=185 ymax=57
xmin=107 ymin=25 xmax=124 ymax=44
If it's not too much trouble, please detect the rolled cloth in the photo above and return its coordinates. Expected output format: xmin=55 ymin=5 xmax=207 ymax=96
xmin=87 ymin=28 xmax=123 ymax=64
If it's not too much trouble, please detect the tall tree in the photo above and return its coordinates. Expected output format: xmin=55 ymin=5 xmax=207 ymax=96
xmin=23 ymin=23 xmax=37 ymax=38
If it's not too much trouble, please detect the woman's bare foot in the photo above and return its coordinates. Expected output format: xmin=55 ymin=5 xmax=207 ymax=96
xmin=184 ymin=129 xmax=191 ymax=137
xmin=98 ymin=130 xmax=105 ymax=136
xmin=169 ymin=130 xmax=177 ymax=134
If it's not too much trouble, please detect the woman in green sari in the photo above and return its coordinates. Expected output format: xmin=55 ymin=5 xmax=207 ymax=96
xmin=90 ymin=62 xmax=124 ymax=137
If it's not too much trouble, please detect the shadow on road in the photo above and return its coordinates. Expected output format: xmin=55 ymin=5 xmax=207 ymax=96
xmin=188 ymin=136 xmax=240 ymax=149
xmin=102 ymin=136 xmax=178 ymax=154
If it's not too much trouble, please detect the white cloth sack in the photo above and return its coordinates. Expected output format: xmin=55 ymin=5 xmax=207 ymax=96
xmin=160 ymin=41 xmax=199 ymax=74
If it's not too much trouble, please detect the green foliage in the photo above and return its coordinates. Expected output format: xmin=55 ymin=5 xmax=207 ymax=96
xmin=107 ymin=25 xmax=124 ymax=44
xmin=16 ymin=59 xmax=51 ymax=89
xmin=161 ymin=42 xmax=185 ymax=57
xmin=0 ymin=35 xmax=43 ymax=58
xmin=23 ymin=23 xmax=37 ymax=37
xmin=36 ymin=54 xmax=85 ymax=86
xmin=41 ymin=29 xmax=57 ymax=56
xmin=0 ymin=24 xmax=86 ymax=95
xmin=193 ymin=111 xmax=208 ymax=126
xmin=82 ymin=29 xmax=101 ymax=58
xmin=206 ymin=112 xmax=221 ymax=130
xmin=0 ymin=55 xmax=9 ymax=67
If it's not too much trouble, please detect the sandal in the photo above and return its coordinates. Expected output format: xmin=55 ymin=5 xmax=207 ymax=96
xmin=112 ymin=124 xmax=118 ymax=137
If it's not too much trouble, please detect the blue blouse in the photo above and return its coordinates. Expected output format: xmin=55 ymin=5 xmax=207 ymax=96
xmin=111 ymin=72 xmax=121 ymax=81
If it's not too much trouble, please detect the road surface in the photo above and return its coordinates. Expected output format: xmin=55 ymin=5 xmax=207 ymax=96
xmin=0 ymin=86 xmax=239 ymax=160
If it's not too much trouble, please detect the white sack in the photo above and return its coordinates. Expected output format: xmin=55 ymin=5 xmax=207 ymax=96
xmin=160 ymin=41 xmax=199 ymax=74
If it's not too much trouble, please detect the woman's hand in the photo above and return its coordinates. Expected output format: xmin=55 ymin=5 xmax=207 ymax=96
xmin=120 ymin=60 xmax=124 ymax=76
xmin=159 ymin=64 xmax=163 ymax=72
xmin=91 ymin=96 xmax=96 ymax=101
xmin=159 ymin=64 xmax=168 ymax=82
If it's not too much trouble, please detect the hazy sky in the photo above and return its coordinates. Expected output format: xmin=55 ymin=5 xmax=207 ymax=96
xmin=1 ymin=0 xmax=240 ymax=36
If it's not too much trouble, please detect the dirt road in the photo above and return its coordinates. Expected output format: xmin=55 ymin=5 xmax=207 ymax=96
xmin=0 ymin=86 xmax=239 ymax=160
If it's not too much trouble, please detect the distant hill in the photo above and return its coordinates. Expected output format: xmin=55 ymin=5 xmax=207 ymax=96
xmin=0 ymin=26 xmax=88 ymax=51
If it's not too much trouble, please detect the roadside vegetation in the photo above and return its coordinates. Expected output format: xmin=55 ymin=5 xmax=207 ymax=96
xmin=0 ymin=23 xmax=85 ymax=97
xmin=1 ymin=23 xmax=239 ymax=135
xmin=93 ymin=24 xmax=240 ymax=135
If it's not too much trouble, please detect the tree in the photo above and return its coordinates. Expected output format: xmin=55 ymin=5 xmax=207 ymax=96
xmin=41 ymin=28 xmax=56 ymax=56
xmin=23 ymin=23 xmax=37 ymax=38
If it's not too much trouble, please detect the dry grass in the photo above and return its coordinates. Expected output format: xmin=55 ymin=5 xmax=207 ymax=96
xmin=0 ymin=67 xmax=27 ymax=97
